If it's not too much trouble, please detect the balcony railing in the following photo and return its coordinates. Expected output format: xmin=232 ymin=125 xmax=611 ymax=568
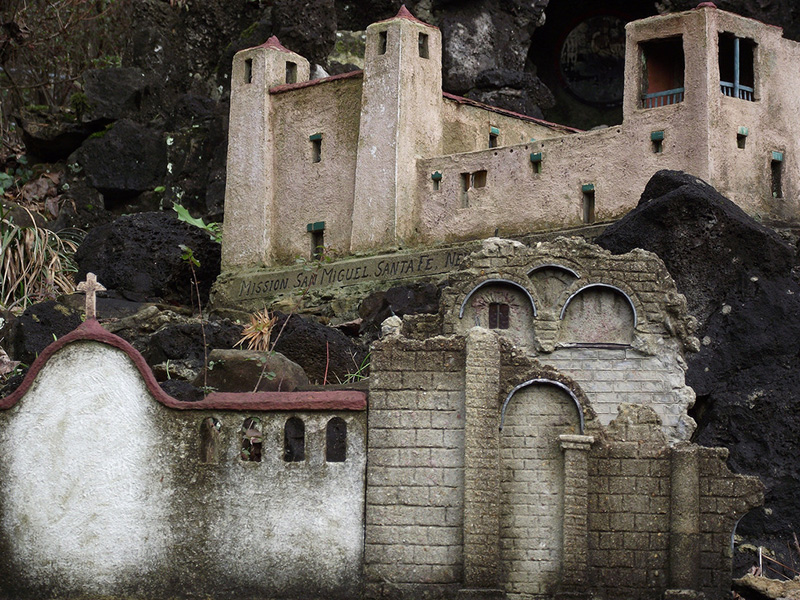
xmin=720 ymin=81 xmax=754 ymax=101
xmin=642 ymin=88 xmax=685 ymax=108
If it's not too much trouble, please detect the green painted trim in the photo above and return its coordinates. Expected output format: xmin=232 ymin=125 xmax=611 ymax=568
xmin=530 ymin=152 xmax=543 ymax=163
xmin=737 ymin=126 xmax=749 ymax=136
xmin=306 ymin=221 xmax=325 ymax=232
xmin=581 ymin=183 xmax=595 ymax=193
xmin=489 ymin=126 xmax=500 ymax=136
xmin=650 ymin=130 xmax=665 ymax=141
xmin=431 ymin=171 xmax=442 ymax=181
xmin=309 ymin=133 xmax=322 ymax=141
xmin=772 ymin=151 xmax=784 ymax=162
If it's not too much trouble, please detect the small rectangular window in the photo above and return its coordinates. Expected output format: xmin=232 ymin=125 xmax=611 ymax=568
xmin=244 ymin=58 xmax=253 ymax=84
xmin=432 ymin=171 xmax=442 ymax=191
xmin=312 ymin=230 xmax=324 ymax=260
xmin=286 ymin=61 xmax=297 ymax=84
xmin=530 ymin=152 xmax=543 ymax=174
xmin=582 ymin=189 xmax=596 ymax=224
xmin=310 ymin=133 xmax=322 ymax=163
xmin=472 ymin=170 xmax=487 ymax=188
xmin=737 ymin=126 xmax=748 ymax=149
xmin=771 ymin=153 xmax=783 ymax=199
xmin=418 ymin=33 xmax=429 ymax=59
xmin=460 ymin=172 xmax=470 ymax=207
xmin=488 ymin=303 xmax=510 ymax=329
xmin=378 ymin=30 xmax=388 ymax=55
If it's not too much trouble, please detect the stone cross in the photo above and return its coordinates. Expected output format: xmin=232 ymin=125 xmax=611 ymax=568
xmin=76 ymin=273 xmax=106 ymax=320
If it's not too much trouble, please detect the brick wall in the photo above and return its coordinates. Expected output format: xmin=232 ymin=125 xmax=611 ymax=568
xmin=500 ymin=384 xmax=580 ymax=598
xmin=365 ymin=336 xmax=466 ymax=599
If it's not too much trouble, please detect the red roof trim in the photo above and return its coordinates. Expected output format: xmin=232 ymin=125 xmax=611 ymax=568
xmin=443 ymin=92 xmax=584 ymax=134
xmin=0 ymin=319 xmax=366 ymax=412
xmin=270 ymin=69 xmax=363 ymax=94
xmin=376 ymin=4 xmax=438 ymax=29
xmin=251 ymin=35 xmax=294 ymax=54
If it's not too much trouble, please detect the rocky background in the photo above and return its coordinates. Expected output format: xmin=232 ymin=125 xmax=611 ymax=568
xmin=2 ymin=0 xmax=800 ymax=589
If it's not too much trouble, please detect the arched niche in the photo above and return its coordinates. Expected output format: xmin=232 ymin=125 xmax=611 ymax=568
xmin=527 ymin=264 xmax=580 ymax=312
xmin=458 ymin=279 xmax=536 ymax=348
xmin=558 ymin=283 xmax=636 ymax=345
xmin=200 ymin=417 xmax=221 ymax=464
xmin=498 ymin=380 xmax=582 ymax=597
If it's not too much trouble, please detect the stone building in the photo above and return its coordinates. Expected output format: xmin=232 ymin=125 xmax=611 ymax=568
xmin=0 ymin=240 xmax=763 ymax=599
xmin=221 ymin=3 xmax=799 ymax=274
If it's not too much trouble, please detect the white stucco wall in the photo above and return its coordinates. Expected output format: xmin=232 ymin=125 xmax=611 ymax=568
xmin=0 ymin=340 xmax=366 ymax=599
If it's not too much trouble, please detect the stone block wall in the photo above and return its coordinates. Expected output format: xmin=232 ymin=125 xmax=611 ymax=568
xmin=364 ymin=335 xmax=467 ymax=599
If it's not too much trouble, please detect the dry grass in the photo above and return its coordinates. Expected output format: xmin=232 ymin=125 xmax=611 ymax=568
xmin=0 ymin=206 xmax=79 ymax=312
xmin=236 ymin=308 xmax=278 ymax=352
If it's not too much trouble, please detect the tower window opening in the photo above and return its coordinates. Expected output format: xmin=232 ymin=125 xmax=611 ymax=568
xmin=378 ymin=31 xmax=388 ymax=55
xmin=582 ymin=187 xmax=596 ymax=224
xmin=285 ymin=61 xmax=297 ymax=84
xmin=771 ymin=153 xmax=784 ymax=199
xmin=244 ymin=59 xmax=253 ymax=84
xmin=472 ymin=170 xmax=487 ymax=188
xmin=488 ymin=302 xmax=510 ymax=329
xmin=641 ymin=37 xmax=685 ymax=108
xmin=719 ymin=33 xmax=755 ymax=101
xmin=418 ymin=33 xmax=429 ymax=58
xmin=460 ymin=172 xmax=470 ymax=207
xmin=312 ymin=138 xmax=322 ymax=163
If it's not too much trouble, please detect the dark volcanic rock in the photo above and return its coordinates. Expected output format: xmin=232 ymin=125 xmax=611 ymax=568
xmin=72 ymin=119 xmax=166 ymax=201
xmin=273 ymin=0 xmax=337 ymax=66
xmin=75 ymin=211 xmax=220 ymax=305
xmin=272 ymin=313 xmax=368 ymax=384
xmin=143 ymin=318 xmax=242 ymax=364
xmin=7 ymin=301 xmax=83 ymax=364
xmin=358 ymin=282 xmax=442 ymax=338
xmin=596 ymin=170 xmax=800 ymax=574
xmin=82 ymin=68 xmax=156 ymax=124
xmin=18 ymin=110 xmax=92 ymax=162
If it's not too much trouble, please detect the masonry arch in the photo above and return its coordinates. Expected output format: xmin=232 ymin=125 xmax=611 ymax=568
xmin=498 ymin=379 xmax=583 ymax=597
xmin=458 ymin=279 xmax=537 ymax=347
xmin=558 ymin=283 xmax=637 ymax=345
xmin=527 ymin=264 xmax=581 ymax=313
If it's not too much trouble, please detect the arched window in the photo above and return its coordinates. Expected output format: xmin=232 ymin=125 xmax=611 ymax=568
xmin=326 ymin=417 xmax=347 ymax=462
xmin=200 ymin=417 xmax=221 ymax=464
xmin=284 ymin=417 xmax=305 ymax=462
xmin=241 ymin=417 xmax=262 ymax=462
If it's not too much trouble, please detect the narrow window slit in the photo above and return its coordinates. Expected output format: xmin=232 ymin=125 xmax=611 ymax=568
xmin=241 ymin=417 xmax=262 ymax=462
xmin=284 ymin=417 xmax=305 ymax=462
xmin=771 ymin=152 xmax=784 ymax=199
xmin=200 ymin=417 xmax=221 ymax=464
xmin=244 ymin=58 xmax=253 ymax=84
xmin=326 ymin=417 xmax=347 ymax=462
xmin=582 ymin=185 xmax=596 ymax=224
xmin=378 ymin=31 xmax=387 ymax=55
xmin=418 ymin=33 xmax=429 ymax=58
xmin=285 ymin=61 xmax=297 ymax=84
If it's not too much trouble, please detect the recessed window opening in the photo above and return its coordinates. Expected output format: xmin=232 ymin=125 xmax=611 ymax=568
xmin=285 ymin=61 xmax=297 ymax=84
xmin=719 ymin=33 xmax=755 ymax=101
xmin=641 ymin=37 xmax=685 ymax=108
xmin=326 ymin=417 xmax=347 ymax=462
xmin=582 ymin=188 xmax=596 ymax=224
xmin=200 ymin=417 xmax=221 ymax=464
xmin=488 ymin=302 xmax=510 ymax=329
xmin=432 ymin=171 xmax=442 ymax=191
xmin=284 ymin=417 xmax=305 ymax=462
xmin=771 ymin=153 xmax=783 ymax=199
xmin=489 ymin=133 xmax=498 ymax=148
xmin=651 ymin=130 xmax=664 ymax=153
xmin=737 ymin=135 xmax=747 ymax=149
xmin=472 ymin=170 xmax=487 ymax=188
xmin=244 ymin=58 xmax=253 ymax=84
xmin=312 ymin=139 xmax=321 ymax=163
xmin=378 ymin=30 xmax=388 ymax=55
xmin=530 ymin=152 xmax=542 ymax=174
xmin=460 ymin=172 xmax=470 ymax=207
xmin=418 ymin=33 xmax=429 ymax=58
xmin=241 ymin=417 xmax=263 ymax=462
xmin=311 ymin=230 xmax=324 ymax=260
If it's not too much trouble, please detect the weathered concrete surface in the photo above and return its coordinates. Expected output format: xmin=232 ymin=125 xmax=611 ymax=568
xmin=0 ymin=329 xmax=366 ymax=599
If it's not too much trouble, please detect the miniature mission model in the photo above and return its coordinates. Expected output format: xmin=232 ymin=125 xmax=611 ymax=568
xmin=0 ymin=4 xmax=794 ymax=600
xmin=216 ymin=2 xmax=799 ymax=309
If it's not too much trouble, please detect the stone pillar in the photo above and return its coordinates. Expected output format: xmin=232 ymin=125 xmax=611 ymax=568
xmin=459 ymin=328 xmax=505 ymax=599
xmin=666 ymin=444 xmax=702 ymax=597
xmin=557 ymin=434 xmax=594 ymax=598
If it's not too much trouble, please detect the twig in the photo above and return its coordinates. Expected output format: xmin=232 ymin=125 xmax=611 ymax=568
xmin=323 ymin=341 xmax=329 ymax=385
